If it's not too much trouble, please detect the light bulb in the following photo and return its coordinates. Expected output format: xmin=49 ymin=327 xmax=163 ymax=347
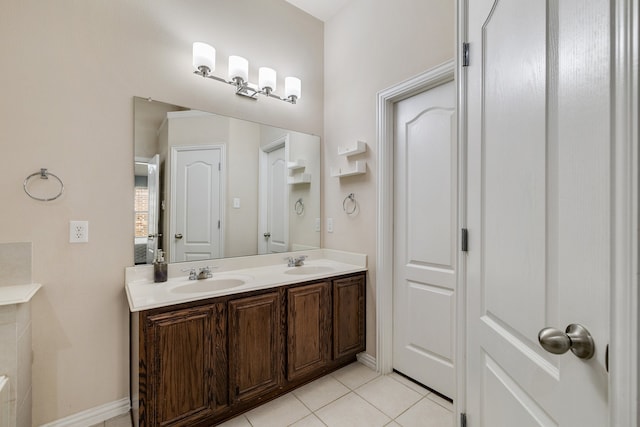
xmin=192 ymin=42 xmax=215 ymax=75
xmin=229 ymin=56 xmax=249 ymax=82
xmin=259 ymin=67 xmax=277 ymax=92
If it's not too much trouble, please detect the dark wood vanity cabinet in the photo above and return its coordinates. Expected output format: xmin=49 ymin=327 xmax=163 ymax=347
xmin=132 ymin=272 xmax=365 ymax=427
xmin=287 ymin=281 xmax=332 ymax=381
xmin=228 ymin=292 xmax=283 ymax=403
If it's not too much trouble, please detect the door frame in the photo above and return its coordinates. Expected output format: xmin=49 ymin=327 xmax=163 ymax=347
xmin=258 ymin=134 xmax=290 ymax=254
xmin=451 ymin=0 xmax=639 ymax=424
xmin=376 ymin=60 xmax=455 ymax=375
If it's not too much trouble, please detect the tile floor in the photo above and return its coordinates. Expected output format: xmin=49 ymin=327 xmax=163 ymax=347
xmin=99 ymin=362 xmax=454 ymax=427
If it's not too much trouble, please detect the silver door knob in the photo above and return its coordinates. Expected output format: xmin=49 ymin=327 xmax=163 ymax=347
xmin=264 ymin=232 xmax=271 ymax=239
xmin=538 ymin=323 xmax=595 ymax=359
xmin=175 ymin=233 xmax=183 ymax=239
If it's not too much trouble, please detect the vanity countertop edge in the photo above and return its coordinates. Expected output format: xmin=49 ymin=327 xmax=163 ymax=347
xmin=125 ymin=249 xmax=367 ymax=312
xmin=0 ymin=283 xmax=42 ymax=306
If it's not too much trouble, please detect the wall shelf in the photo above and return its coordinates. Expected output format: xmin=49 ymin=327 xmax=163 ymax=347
xmin=288 ymin=173 xmax=311 ymax=184
xmin=287 ymin=160 xmax=306 ymax=170
xmin=338 ymin=140 xmax=367 ymax=157
xmin=330 ymin=161 xmax=366 ymax=178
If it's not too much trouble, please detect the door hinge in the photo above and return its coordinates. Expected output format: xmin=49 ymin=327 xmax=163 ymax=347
xmin=218 ymin=220 xmax=221 ymax=229
xmin=462 ymin=42 xmax=470 ymax=67
xmin=461 ymin=228 xmax=469 ymax=252
xmin=218 ymin=162 xmax=221 ymax=171
xmin=461 ymin=413 xmax=467 ymax=427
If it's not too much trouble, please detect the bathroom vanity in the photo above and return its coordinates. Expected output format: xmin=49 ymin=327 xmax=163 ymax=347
xmin=126 ymin=251 xmax=366 ymax=427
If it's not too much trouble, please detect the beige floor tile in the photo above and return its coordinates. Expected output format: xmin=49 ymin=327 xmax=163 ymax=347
xmin=315 ymin=392 xmax=391 ymax=427
xmin=356 ymin=376 xmax=423 ymax=419
xmin=395 ymin=398 xmax=454 ymax=427
xmin=289 ymin=413 xmax=326 ymax=427
xmin=217 ymin=414 xmax=253 ymax=426
xmin=293 ymin=374 xmax=350 ymax=411
xmin=426 ymin=393 xmax=454 ymax=411
xmin=245 ymin=393 xmax=311 ymax=427
xmin=387 ymin=373 xmax=430 ymax=396
xmin=331 ymin=362 xmax=379 ymax=390
xmin=105 ymin=413 xmax=132 ymax=427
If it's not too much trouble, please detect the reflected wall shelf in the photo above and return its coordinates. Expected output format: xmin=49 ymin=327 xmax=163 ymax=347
xmin=330 ymin=161 xmax=366 ymax=178
xmin=287 ymin=160 xmax=306 ymax=170
xmin=288 ymin=173 xmax=311 ymax=184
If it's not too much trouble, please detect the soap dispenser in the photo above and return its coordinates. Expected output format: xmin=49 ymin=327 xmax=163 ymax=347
xmin=154 ymin=249 xmax=168 ymax=283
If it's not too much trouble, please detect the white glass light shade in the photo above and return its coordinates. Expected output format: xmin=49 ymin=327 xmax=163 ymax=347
xmin=259 ymin=67 xmax=277 ymax=91
xmin=285 ymin=77 xmax=302 ymax=99
xmin=228 ymin=56 xmax=249 ymax=82
xmin=192 ymin=42 xmax=215 ymax=74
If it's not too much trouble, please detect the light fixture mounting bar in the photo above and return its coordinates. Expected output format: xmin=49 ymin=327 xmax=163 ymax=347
xmin=193 ymin=70 xmax=298 ymax=104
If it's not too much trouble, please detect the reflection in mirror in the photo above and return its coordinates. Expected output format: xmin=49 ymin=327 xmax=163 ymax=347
xmin=134 ymin=97 xmax=320 ymax=265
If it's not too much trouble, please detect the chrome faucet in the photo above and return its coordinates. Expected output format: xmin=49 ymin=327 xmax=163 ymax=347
xmin=197 ymin=266 xmax=214 ymax=280
xmin=181 ymin=266 xmax=215 ymax=280
xmin=286 ymin=255 xmax=307 ymax=267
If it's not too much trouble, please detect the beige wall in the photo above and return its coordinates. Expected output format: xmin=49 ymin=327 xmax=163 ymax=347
xmin=323 ymin=0 xmax=455 ymax=357
xmin=0 ymin=0 xmax=322 ymax=424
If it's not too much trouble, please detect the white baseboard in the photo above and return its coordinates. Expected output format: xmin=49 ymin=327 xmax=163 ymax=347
xmin=39 ymin=398 xmax=130 ymax=427
xmin=357 ymin=352 xmax=377 ymax=371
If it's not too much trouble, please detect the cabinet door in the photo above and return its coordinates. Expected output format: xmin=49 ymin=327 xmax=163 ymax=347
xmin=146 ymin=306 xmax=215 ymax=426
xmin=287 ymin=282 xmax=331 ymax=381
xmin=333 ymin=274 xmax=366 ymax=360
xmin=228 ymin=292 xmax=282 ymax=403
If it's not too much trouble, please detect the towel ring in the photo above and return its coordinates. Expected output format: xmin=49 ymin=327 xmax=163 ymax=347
xmin=23 ymin=168 xmax=64 ymax=202
xmin=343 ymin=193 xmax=357 ymax=215
xmin=294 ymin=198 xmax=304 ymax=215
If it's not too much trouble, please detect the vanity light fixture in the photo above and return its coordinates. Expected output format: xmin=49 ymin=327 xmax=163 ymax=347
xmin=192 ymin=42 xmax=301 ymax=104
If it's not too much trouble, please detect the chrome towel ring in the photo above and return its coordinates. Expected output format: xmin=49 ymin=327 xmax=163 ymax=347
xmin=294 ymin=198 xmax=304 ymax=215
xmin=343 ymin=193 xmax=357 ymax=215
xmin=23 ymin=168 xmax=64 ymax=202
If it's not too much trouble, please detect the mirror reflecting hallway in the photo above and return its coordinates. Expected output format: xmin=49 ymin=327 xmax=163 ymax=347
xmin=94 ymin=363 xmax=453 ymax=427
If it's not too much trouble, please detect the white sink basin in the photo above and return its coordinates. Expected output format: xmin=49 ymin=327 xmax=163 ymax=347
xmin=170 ymin=276 xmax=250 ymax=294
xmin=284 ymin=266 xmax=335 ymax=275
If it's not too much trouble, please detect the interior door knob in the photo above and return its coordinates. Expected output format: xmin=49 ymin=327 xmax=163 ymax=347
xmin=175 ymin=233 xmax=183 ymax=239
xmin=538 ymin=323 xmax=595 ymax=359
xmin=264 ymin=232 xmax=271 ymax=239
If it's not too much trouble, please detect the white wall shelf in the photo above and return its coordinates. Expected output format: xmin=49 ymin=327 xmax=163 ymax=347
xmin=338 ymin=140 xmax=367 ymax=157
xmin=287 ymin=160 xmax=306 ymax=170
xmin=288 ymin=173 xmax=311 ymax=184
xmin=330 ymin=161 xmax=366 ymax=178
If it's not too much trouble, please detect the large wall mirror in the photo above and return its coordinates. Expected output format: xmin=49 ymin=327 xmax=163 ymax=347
xmin=133 ymin=97 xmax=321 ymax=265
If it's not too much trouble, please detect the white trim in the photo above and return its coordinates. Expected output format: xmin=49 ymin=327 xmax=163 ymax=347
xmin=39 ymin=398 xmax=130 ymax=427
xmin=356 ymin=352 xmax=377 ymax=371
xmin=610 ymin=0 xmax=639 ymax=425
xmin=376 ymin=61 xmax=455 ymax=377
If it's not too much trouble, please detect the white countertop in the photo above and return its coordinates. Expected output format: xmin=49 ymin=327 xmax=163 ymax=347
xmin=0 ymin=283 xmax=41 ymax=306
xmin=125 ymin=249 xmax=366 ymax=312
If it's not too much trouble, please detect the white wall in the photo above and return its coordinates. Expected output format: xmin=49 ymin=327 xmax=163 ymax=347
xmin=0 ymin=0 xmax=323 ymax=424
xmin=323 ymin=0 xmax=455 ymax=358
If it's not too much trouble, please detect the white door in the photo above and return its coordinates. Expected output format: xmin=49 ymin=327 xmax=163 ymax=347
xmin=465 ymin=1 xmax=610 ymax=425
xmin=393 ymin=81 xmax=457 ymax=398
xmin=171 ymin=145 xmax=223 ymax=262
xmin=266 ymin=146 xmax=288 ymax=253
xmin=145 ymin=154 xmax=160 ymax=264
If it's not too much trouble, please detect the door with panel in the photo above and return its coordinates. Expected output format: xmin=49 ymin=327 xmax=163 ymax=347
xmin=393 ymin=80 xmax=457 ymax=398
xmin=464 ymin=0 xmax=610 ymax=425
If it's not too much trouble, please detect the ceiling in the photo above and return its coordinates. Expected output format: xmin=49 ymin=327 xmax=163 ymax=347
xmin=284 ymin=0 xmax=352 ymax=22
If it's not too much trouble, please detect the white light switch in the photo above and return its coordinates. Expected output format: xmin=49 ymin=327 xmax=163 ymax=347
xmin=233 ymin=198 xmax=241 ymax=209
xmin=315 ymin=218 xmax=321 ymax=232
xmin=327 ymin=218 xmax=334 ymax=233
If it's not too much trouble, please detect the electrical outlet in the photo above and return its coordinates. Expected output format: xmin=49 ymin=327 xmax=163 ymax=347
xmin=315 ymin=218 xmax=321 ymax=232
xmin=70 ymin=220 xmax=89 ymax=243
xmin=327 ymin=218 xmax=334 ymax=233
xmin=233 ymin=198 xmax=241 ymax=209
